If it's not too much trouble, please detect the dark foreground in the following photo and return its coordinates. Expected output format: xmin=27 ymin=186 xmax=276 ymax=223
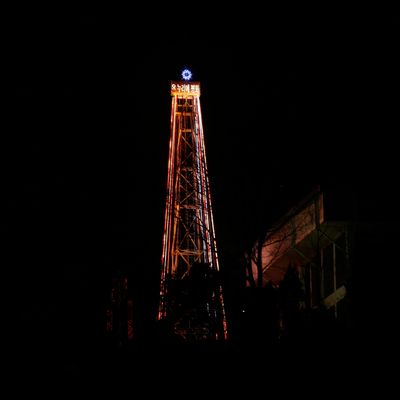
xmin=60 ymin=332 xmax=358 ymax=383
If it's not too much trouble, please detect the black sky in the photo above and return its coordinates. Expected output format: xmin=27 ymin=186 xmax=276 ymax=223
xmin=6 ymin=9 xmax=399 ymax=355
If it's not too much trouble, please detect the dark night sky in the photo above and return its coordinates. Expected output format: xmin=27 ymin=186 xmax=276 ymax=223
xmin=5 ymin=9 xmax=399 ymax=355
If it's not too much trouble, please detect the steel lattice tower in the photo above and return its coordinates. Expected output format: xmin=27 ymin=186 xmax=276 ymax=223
xmin=158 ymin=70 xmax=227 ymax=341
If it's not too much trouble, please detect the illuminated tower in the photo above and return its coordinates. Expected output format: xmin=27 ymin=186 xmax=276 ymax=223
xmin=158 ymin=69 xmax=227 ymax=341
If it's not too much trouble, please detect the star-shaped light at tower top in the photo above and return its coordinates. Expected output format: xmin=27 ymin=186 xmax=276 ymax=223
xmin=181 ymin=69 xmax=192 ymax=81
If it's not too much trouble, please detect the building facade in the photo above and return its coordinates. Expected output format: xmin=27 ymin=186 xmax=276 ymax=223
xmin=245 ymin=186 xmax=355 ymax=329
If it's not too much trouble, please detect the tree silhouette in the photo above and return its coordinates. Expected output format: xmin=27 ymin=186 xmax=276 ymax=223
xmin=279 ymin=264 xmax=304 ymax=344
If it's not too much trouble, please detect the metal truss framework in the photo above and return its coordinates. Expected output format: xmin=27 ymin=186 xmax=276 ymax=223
xmin=158 ymin=81 xmax=227 ymax=341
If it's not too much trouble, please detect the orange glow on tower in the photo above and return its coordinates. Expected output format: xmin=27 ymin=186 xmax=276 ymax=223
xmin=158 ymin=72 xmax=227 ymax=341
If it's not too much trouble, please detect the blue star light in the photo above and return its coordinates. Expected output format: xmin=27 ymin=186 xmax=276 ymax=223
xmin=181 ymin=69 xmax=192 ymax=81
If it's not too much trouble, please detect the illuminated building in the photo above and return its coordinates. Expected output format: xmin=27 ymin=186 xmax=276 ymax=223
xmin=158 ymin=70 xmax=227 ymax=341
xmin=245 ymin=186 xmax=356 ymax=328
